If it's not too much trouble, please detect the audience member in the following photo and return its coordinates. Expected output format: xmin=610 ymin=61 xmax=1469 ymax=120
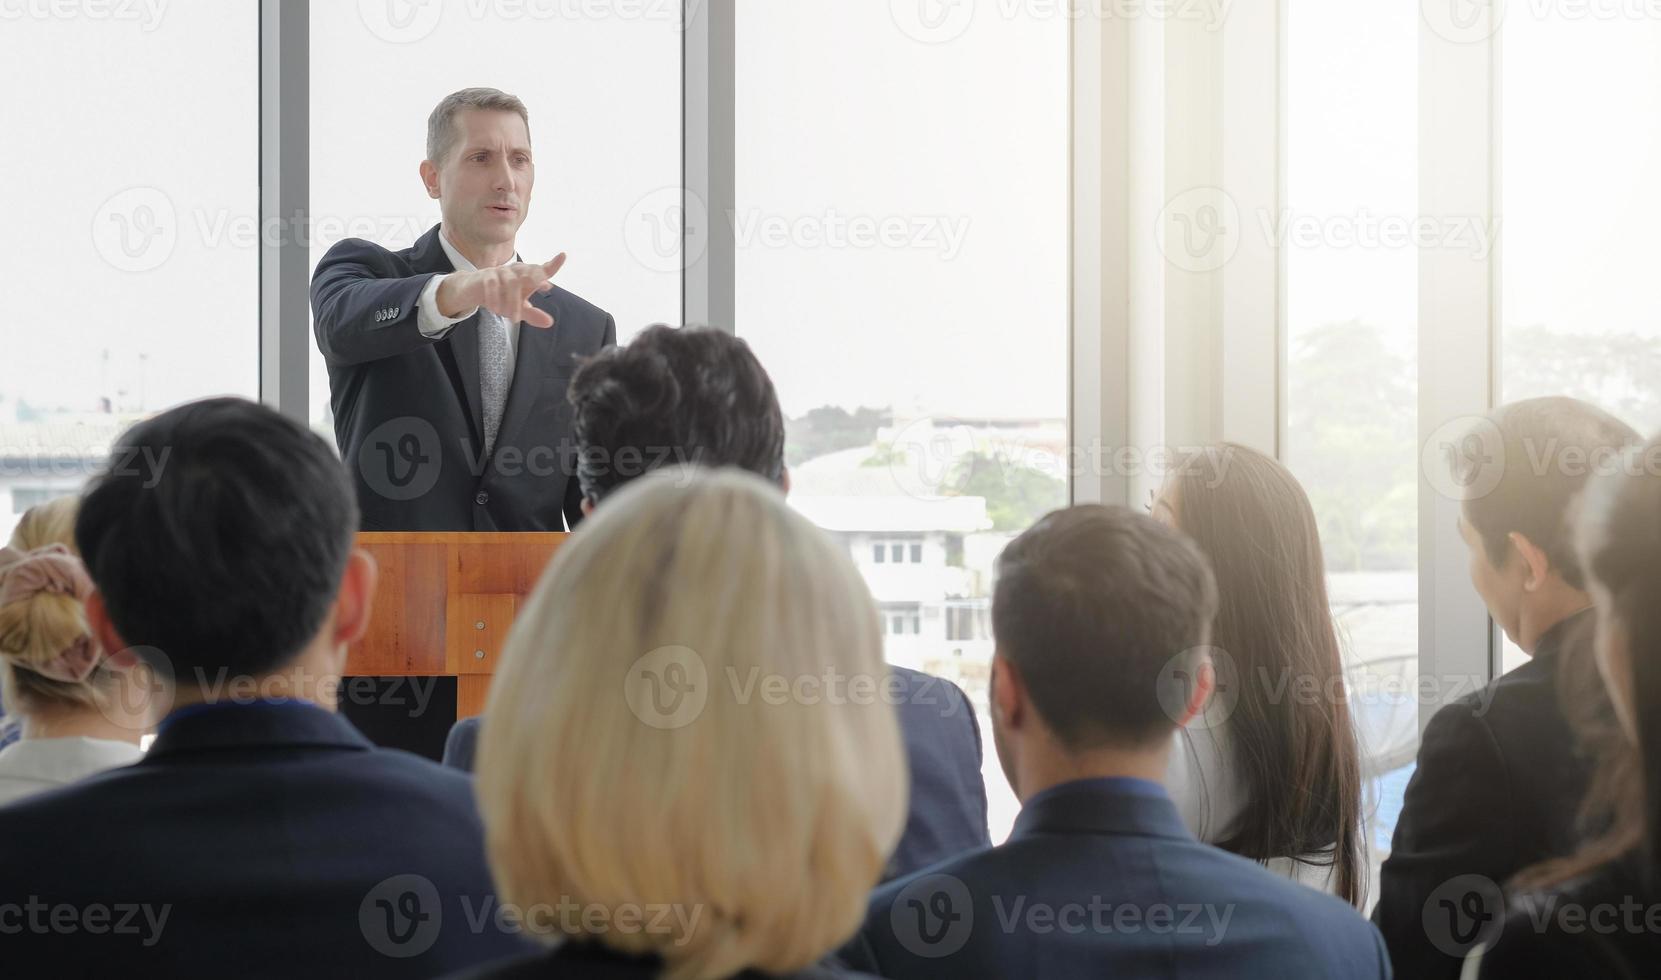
xmin=840 ymin=505 xmax=1389 ymax=978
xmin=0 ymin=398 xmax=530 ymax=976
xmin=0 ymin=495 xmax=95 ymax=750
xmin=0 ymin=498 xmax=153 ymax=803
xmin=456 ymin=467 xmax=905 ymax=979
xmin=1152 ymin=444 xmax=1365 ymax=903
xmin=1469 ymin=431 xmax=1661 ymax=977
xmin=443 ymin=325 xmax=989 ymax=879
xmin=1373 ymin=397 xmax=1640 ymax=977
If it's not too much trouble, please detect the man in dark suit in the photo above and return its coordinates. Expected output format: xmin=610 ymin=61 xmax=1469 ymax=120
xmin=1373 ymin=397 xmax=1641 ymax=978
xmin=311 ymin=87 xmax=615 ymax=532
xmin=442 ymin=325 xmax=991 ymax=879
xmin=841 ymin=505 xmax=1390 ymax=979
xmin=0 ymin=399 xmax=529 ymax=977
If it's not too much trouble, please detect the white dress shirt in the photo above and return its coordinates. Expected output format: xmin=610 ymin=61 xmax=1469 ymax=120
xmin=415 ymin=227 xmax=520 ymax=377
xmin=0 ymin=735 xmax=145 ymax=807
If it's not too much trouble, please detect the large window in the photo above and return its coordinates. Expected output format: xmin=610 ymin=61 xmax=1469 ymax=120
xmin=1497 ymin=11 xmax=1661 ymax=672
xmin=735 ymin=0 xmax=1069 ymax=840
xmin=308 ymin=0 xmax=683 ymax=444
xmin=1284 ymin=1 xmax=1420 ymax=893
xmin=0 ymin=0 xmax=259 ymax=540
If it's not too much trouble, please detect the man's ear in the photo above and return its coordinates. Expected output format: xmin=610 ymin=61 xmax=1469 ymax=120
xmin=1510 ymin=531 xmax=1553 ymax=591
xmin=991 ymin=653 xmax=1026 ymax=732
xmin=580 ymin=496 xmax=596 ymax=518
xmin=1175 ymin=655 xmax=1217 ymax=729
xmin=419 ymin=160 xmax=441 ymax=200
xmin=84 ymin=590 xmax=139 ymax=668
xmin=331 ymin=549 xmax=379 ymax=648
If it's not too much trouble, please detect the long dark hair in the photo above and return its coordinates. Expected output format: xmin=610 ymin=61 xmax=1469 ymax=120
xmin=1519 ymin=436 xmax=1661 ymax=891
xmin=1169 ymin=443 xmax=1365 ymax=906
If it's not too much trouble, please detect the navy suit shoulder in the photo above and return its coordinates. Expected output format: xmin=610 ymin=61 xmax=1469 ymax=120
xmin=0 ymin=704 xmax=532 ymax=978
xmin=843 ymin=781 xmax=1388 ymax=980
xmin=445 ymin=714 xmax=482 ymax=771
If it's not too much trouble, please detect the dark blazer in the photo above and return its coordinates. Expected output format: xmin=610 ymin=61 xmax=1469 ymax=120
xmin=1372 ymin=611 xmax=1597 ymax=980
xmin=1474 ymin=858 xmax=1660 ymax=979
xmin=0 ymin=701 xmax=532 ymax=978
xmin=443 ymin=665 xmax=991 ymax=881
xmin=449 ymin=941 xmax=879 ymax=980
xmin=840 ymin=778 xmax=1391 ymax=980
xmin=312 ymin=224 xmax=616 ymax=531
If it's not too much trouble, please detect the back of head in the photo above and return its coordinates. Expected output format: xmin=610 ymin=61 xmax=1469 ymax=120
xmin=570 ymin=325 xmax=785 ymax=506
xmin=1168 ymin=444 xmax=1363 ymax=904
xmin=0 ymin=539 xmax=102 ymax=718
xmin=477 ymin=467 xmax=905 ymax=980
xmin=9 ymin=496 xmax=81 ymax=553
xmin=1458 ymin=396 xmax=1641 ymax=587
xmin=74 ymin=398 xmax=359 ymax=687
xmin=992 ymin=504 xmax=1218 ymax=749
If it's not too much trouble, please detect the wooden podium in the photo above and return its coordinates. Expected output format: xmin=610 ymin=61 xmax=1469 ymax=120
xmin=346 ymin=532 xmax=567 ymax=720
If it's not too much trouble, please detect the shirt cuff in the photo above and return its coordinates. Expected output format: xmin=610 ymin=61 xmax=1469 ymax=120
xmin=417 ymin=273 xmax=478 ymax=339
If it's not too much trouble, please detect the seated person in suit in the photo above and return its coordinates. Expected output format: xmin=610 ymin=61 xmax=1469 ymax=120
xmin=455 ymin=467 xmax=907 ymax=980
xmin=1469 ymin=431 xmax=1661 ymax=977
xmin=1 ymin=496 xmax=95 ymax=750
xmin=1373 ymin=397 xmax=1640 ymax=978
xmin=839 ymin=505 xmax=1389 ymax=979
xmin=0 ymin=499 xmax=153 ymax=805
xmin=0 ymin=398 xmax=530 ymax=977
xmin=444 ymin=325 xmax=989 ymax=879
xmin=1151 ymin=444 xmax=1365 ymax=904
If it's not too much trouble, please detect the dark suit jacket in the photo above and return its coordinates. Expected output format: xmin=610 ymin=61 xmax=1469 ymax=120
xmin=840 ymin=778 xmax=1391 ymax=979
xmin=312 ymin=224 xmax=616 ymax=531
xmin=449 ymin=941 xmax=879 ymax=980
xmin=1474 ymin=858 xmax=1659 ymax=979
xmin=0 ymin=701 xmax=531 ymax=978
xmin=1372 ymin=611 xmax=1597 ymax=980
xmin=443 ymin=665 xmax=991 ymax=881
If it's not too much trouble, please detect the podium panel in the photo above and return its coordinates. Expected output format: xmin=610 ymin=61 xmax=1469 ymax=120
xmin=347 ymin=532 xmax=567 ymax=719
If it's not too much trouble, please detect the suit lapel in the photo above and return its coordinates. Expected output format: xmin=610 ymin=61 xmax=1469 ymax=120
xmin=494 ymin=299 xmax=562 ymax=454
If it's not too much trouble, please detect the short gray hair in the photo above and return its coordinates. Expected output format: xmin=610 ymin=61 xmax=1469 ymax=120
xmin=426 ymin=87 xmax=531 ymax=165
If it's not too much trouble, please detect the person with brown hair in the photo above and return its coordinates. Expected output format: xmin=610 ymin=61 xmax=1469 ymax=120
xmin=0 ymin=497 xmax=152 ymax=804
xmin=1151 ymin=443 xmax=1366 ymax=905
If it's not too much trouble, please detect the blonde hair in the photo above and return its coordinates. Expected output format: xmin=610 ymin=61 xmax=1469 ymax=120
xmin=1 ymin=496 xmax=105 ymax=715
xmin=9 ymin=495 xmax=80 ymax=553
xmin=476 ymin=467 xmax=906 ymax=980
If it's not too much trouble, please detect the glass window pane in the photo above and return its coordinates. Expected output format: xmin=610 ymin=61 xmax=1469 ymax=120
xmin=308 ymin=1 xmax=683 ymax=444
xmin=1499 ymin=15 xmax=1661 ymax=673
xmin=0 ymin=1 xmax=259 ymax=541
xmin=1285 ymin=0 xmax=1419 ymax=904
xmin=736 ymin=0 xmax=1069 ymax=843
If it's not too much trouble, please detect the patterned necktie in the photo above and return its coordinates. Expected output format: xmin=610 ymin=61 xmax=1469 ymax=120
xmin=478 ymin=309 xmax=511 ymax=456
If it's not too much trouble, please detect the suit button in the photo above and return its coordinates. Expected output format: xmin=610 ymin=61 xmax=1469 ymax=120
xmin=475 ymin=491 xmax=489 ymax=506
